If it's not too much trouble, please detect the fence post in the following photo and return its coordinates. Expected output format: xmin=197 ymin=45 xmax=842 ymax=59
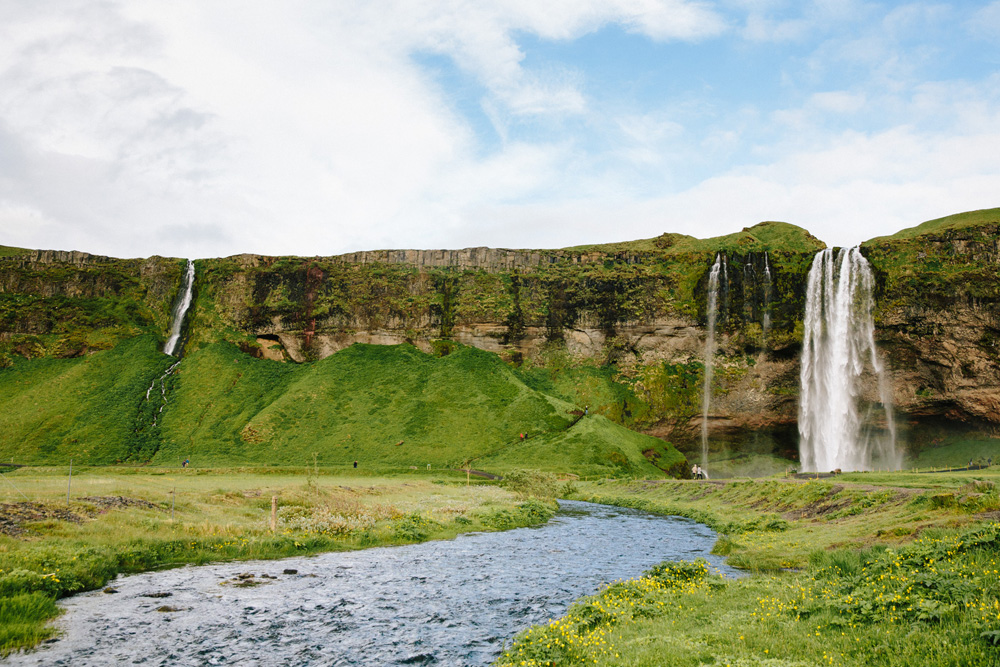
xmin=270 ymin=496 xmax=277 ymax=533
xmin=66 ymin=458 xmax=73 ymax=504
xmin=171 ymin=488 xmax=176 ymax=521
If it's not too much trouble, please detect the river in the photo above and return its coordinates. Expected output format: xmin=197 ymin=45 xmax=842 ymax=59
xmin=10 ymin=500 xmax=739 ymax=666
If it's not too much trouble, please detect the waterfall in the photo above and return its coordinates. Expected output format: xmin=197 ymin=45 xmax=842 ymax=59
xmin=762 ymin=252 xmax=772 ymax=345
xmin=798 ymin=247 xmax=899 ymax=472
xmin=164 ymin=259 xmax=195 ymax=357
xmin=701 ymin=254 xmax=725 ymax=472
xmin=143 ymin=360 xmax=181 ymax=427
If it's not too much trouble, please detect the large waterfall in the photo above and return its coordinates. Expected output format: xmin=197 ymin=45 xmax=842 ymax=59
xmin=798 ymin=248 xmax=899 ymax=472
xmin=164 ymin=259 xmax=195 ymax=357
xmin=701 ymin=254 xmax=725 ymax=471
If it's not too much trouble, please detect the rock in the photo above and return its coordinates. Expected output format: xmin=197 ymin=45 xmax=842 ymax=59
xmin=103 ymin=587 xmax=118 ymax=594
xmin=283 ymin=569 xmax=298 ymax=575
xmin=141 ymin=592 xmax=172 ymax=598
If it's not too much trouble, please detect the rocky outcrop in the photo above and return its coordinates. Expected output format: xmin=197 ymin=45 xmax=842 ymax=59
xmin=0 ymin=250 xmax=183 ymax=355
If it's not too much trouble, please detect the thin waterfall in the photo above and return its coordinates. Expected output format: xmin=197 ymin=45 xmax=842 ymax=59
xmin=798 ymin=247 xmax=899 ymax=472
xmin=762 ymin=252 xmax=772 ymax=345
xmin=164 ymin=259 xmax=195 ymax=357
xmin=143 ymin=360 xmax=181 ymax=427
xmin=701 ymin=254 xmax=725 ymax=473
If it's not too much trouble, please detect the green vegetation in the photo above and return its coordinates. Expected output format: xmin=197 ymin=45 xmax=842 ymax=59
xmin=0 ymin=246 xmax=30 ymax=258
xmin=864 ymin=208 xmax=1000 ymax=314
xmin=0 ymin=336 xmax=175 ymax=463
xmin=873 ymin=207 xmax=1000 ymax=241
xmin=0 ymin=468 xmax=556 ymax=656
xmin=0 ymin=338 xmax=679 ymax=478
xmin=0 ymin=254 xmax=182 ymax=362
xmin=500 ymin=471 xmax=1000 ymax=666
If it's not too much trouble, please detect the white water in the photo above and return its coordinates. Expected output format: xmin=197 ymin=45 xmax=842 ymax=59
xmin=163 ymin=259 xmax=195 ymax=357
xmin=798 ymin=248 xmax=899 ymax=472
xmin=701 ymin=254 xmax=725 ymax=472
xmin=762 ymin=252 xmax=772 ymax=345
xmin=144 ymin=360 xmax=182 ymax=427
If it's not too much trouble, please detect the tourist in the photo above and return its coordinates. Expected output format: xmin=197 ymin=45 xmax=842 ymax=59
xmin=353 ymin=460 xmax=358 ymax=469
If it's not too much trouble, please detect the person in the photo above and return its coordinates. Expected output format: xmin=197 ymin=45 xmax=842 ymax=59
xmin=584 ymin=405 xmax=588 ymax=416
xmin=182 ymin=459 xmax=189 ymax=468
xmin=353 ymin=460 xmax=358 ymax=469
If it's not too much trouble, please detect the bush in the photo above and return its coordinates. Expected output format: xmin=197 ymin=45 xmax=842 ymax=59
xmin=500 ymin=469 xmax=559 ymax=498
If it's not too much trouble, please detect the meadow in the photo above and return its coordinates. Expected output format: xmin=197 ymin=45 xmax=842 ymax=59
xmin=498 ymin=469 xmax=1000 ymax=666
xmin=0 ymin=466 xmax=555 ymax=655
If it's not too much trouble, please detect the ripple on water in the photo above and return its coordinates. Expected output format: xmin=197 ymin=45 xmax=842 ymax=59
xmin=9 ymin=500 xmax=739 ymax=666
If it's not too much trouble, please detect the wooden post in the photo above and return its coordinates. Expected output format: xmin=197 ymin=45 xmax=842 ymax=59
xmin=270 ymin=496 xmax=277 ymax=533
xmin=467 ymin=467 xmax=470 ymax=487
xmin=313 ymin=452 xmax=318 ymax=476
xmin=66 ymin=458 xmax=72 ymax=504
xmin=171 ymin=488 xmax=176 ymax=521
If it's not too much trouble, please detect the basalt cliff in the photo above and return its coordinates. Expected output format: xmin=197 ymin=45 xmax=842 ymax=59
xmin=1 ymin=208 xmax=998 ymax=464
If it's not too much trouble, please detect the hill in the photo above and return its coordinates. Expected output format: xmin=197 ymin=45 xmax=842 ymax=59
xmin=0 ymin=336 xmax=682 ymax=477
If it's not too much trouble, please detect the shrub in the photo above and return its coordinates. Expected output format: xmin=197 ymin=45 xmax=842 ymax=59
xmin=500 ymin=469 xmax=559 ymax=498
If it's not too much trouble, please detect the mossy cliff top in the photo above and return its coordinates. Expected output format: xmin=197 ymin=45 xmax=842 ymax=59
xmin=189 ymin=220 xmax=826 ymax=358
xmin=0 ymin=250 xmax=184 ymax=363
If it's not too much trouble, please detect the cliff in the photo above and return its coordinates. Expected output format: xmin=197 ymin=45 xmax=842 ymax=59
xmin=0 ymin=248 xmax=183 ymax=362
xmin=1 ymin=209 xmax=998 ymax=466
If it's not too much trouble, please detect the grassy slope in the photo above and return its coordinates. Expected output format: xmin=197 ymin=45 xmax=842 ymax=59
xmin=0 ymin=336 xmax=677 ymax=476
xmin=155 ymin=342 xmax=674 ymax=476
xmin=559 ymin=221 xmax=825 ymax=255
xmin=0 ymin=246 xmax=30 ymax=258
xmin=0 ymin=336 xmax=175 ymax=464
xmin=870 ymin=207 xmax=1000 ymax=241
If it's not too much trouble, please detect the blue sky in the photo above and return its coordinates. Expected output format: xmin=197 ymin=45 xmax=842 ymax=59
xmin=0 ymin=1 xmax=998 ymax=258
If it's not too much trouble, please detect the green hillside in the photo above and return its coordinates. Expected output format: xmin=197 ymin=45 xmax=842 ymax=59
xmin=872 ymin=207 xmax=1000 ymax=241
xmin=0 ymin=335 xmax=175 ymax=463
xmin=0 ymin=245 xmax=30 ymax=258
xmin=0 ymin=338 xmax=681 ymax=477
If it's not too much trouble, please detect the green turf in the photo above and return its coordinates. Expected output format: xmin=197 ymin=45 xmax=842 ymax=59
xmin=872 ymin=207 xmax=1000 ymax=241
xmin=0 ymin=246 xmax=30 ymax=258
xmin=0 ymin=335 xmax=175 ymax=464
xmin=559 ymin=220 xmax=826 ymax=255
xmin=0 ymin=338 xmax=681 ymax=477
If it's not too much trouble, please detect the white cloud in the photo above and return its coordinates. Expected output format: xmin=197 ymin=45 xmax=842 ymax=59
xmin=967 ymin=0 xmax=1000 ymax=41
xmin=0 ymin=0 xmax=997 ymax=262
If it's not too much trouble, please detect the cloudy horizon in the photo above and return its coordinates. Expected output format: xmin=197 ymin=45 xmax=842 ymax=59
xmin=1 ymin=1 xmax=998 ymax=259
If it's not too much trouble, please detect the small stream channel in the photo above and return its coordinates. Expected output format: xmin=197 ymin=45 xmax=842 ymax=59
xmin=11 ymin=500 xmax=739 ymax=666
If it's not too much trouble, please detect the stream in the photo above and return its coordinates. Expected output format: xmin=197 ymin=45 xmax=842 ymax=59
xmin=11 ymin=500 xmax=739 ymax=666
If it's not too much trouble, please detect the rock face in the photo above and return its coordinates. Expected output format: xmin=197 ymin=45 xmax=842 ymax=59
xmin=865 ymin=218 xmax=1000 ymax=431
xmin=0 ymin=250 xmax=182 ymax=359
xmin=2 ymin=211 xmax=998 ymax=453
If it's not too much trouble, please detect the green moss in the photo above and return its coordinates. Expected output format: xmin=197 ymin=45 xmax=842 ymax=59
xmin=871 ymin=207 xmax=1000 ymax=241
xmin=0 ymin=246 xmax=30 ymax=258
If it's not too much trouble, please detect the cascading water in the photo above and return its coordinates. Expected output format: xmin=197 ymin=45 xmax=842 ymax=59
xmin=141 ymin=260 xmax=196 ymax=430
xmin=798 ymin=247 xmax=899 ymax=472
xmin=701 ymin=254 xmax=725 ymax=473
xmin=164 ymin=259 xmax=195 ymax=357
xmin=762 ymin=252 xmax=772 ymax=345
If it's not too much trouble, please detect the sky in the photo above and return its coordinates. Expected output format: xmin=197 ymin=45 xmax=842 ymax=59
xmin=0 ymin=1 xmax=998 ymax=259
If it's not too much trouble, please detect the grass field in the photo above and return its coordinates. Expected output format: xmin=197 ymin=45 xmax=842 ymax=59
xmin=499 ymin=469 xmax=1000 ymax=666
xmin=0 ymin=466 xmax=557 ymax=656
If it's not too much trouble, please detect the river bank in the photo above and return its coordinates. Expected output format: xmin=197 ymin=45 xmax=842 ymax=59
xmin=0 ymin=467 xmax=555 ymax=656
xmin=5 ymin=500 xmax=733 ymax=666
xmin=498 ymin=472 xmax=1000 ymax=666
